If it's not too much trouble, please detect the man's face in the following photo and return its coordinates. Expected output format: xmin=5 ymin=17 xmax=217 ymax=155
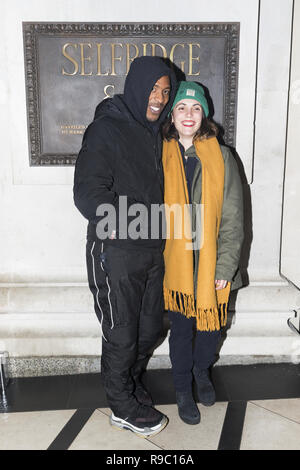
xmin=146 ymin=75 xmax=171 ymax=121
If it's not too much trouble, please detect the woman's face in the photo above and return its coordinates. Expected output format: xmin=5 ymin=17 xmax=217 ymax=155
xmin=172 ymin=99 xmax=203 ymax=141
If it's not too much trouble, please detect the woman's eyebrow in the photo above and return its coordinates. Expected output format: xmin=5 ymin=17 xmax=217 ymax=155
xmin=175 ymin=103 xmax=201 ymax=107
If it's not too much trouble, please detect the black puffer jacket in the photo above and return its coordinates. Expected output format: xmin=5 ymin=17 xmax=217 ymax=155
xmin=73 ymin=57 xmax=177 ymax=248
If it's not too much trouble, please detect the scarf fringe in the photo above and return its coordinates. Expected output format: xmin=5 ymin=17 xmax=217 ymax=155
xmin=164 ymin=287 xmax=228 ymax=332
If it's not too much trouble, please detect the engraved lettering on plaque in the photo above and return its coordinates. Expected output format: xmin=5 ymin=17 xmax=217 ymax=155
xmin=23 ymin=23 xmax=239 ymax=166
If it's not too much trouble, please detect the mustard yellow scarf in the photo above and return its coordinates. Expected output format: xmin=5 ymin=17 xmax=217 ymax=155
xmin=162 ymin=137 xmax=230 ymax=331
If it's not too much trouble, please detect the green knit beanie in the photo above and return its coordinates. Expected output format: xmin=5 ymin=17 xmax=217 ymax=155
xmin=170 ymin=81 xmax=209 ymax=117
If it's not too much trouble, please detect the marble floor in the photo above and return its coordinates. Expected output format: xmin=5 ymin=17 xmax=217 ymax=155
xmin=0 ymin=364 xmax=300 ymax=452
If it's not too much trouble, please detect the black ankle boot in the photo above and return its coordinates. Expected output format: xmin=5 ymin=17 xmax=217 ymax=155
xmin=176 ymin=391 xmax=200 ymax=425
xmin=193 ymin=367 xmax=216 ymax=406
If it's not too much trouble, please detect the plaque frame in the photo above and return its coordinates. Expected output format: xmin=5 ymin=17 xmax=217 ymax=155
xmin=23 ymin=22 xmax=239 ymax=166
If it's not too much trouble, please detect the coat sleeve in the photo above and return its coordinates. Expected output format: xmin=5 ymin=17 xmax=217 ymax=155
xmin=73 ymin=119 xmax=139 ymax=239
xmin=215 ymin=147 xmax=244 ymax=282
xmin=73 ymin=119 xmax=119 ymax=225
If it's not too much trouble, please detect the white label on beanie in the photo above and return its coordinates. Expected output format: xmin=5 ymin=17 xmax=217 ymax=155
xmin=186 ymin=89 xmax=195 ymax=96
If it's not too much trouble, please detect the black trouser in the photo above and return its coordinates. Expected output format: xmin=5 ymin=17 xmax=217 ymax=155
xmin=168 ymin=310 xmax=221 ymax=392
xmin=86 ymin=239 xmax=164 ymax=418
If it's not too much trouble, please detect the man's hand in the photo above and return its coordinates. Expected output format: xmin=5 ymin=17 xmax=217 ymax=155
xmin=215 ymin=280 xmax=228 ymax=290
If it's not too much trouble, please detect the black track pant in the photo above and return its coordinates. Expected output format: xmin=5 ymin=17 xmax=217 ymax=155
xmin=86 ymin=239 xmax=164 ymax=418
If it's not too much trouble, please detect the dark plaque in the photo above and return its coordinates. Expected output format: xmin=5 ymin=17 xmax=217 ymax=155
xmin=23 ymin=22 xmax=239 ymax=166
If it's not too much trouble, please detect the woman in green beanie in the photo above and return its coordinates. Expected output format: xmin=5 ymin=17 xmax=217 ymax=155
xmin=162 ymin=81 xmax=244 ymax=425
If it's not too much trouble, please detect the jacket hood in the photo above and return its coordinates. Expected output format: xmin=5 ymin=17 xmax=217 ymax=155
xmin=94 ymin=56 xmax=177 ymax=132
xmin=94 ymin=94 xmax=129 ymax=121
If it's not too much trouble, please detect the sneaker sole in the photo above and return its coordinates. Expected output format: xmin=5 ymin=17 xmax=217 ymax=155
xmin=110 ymin=413 xmax=168 ymax=438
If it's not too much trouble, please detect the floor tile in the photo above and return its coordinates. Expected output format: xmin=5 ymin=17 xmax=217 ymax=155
xmin=66 ymin=373 xmax=107 ymax=409
xmin=2 ymin=375 xmax=75 ymax=412
xmin=143 ymin=369 xmax=176 ymax=405
xmin=250 ymin=398 xmax=300 ymax=424
xmin=69 ymin=409 xmax=162 ymax=450
xmin=216 ymin=364 xmax=300 ymax=401
xmin=97 ymin=407 xmax=111 ymax=416
xmin=241 ymin=402 xmax=300 ymax=450
xmin=1 ymin=365 xmax=299 ymax=451
xmin=217 ymin=401 xmax=247 ymax=450
xmin=148 ymin=403 xmax=228 ymax=450
xmin=0 ymin=409 xmax=75 ymax=450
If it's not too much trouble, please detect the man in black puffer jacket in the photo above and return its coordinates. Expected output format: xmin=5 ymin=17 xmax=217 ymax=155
xmin=73 ymin=56 xmax=177 ymax=437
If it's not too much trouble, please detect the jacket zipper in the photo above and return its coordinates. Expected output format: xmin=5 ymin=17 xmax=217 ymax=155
xmin=146 ymin=129 xmax=164 ymax=194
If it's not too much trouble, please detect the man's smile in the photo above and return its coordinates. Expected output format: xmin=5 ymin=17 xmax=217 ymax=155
xmin=148 ymin=103 xmax=163 ymax=114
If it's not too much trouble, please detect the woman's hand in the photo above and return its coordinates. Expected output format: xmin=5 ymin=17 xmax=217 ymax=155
xmin=215 ymin=280 xmax=228 ymax=290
